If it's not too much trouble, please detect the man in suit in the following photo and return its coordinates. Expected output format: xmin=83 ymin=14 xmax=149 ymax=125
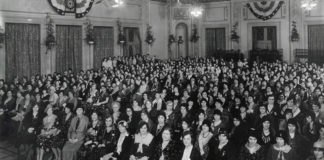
xmin=62 ymin=106 xmax=89 ymax=160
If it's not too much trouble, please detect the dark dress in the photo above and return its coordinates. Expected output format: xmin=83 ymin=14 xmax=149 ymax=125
xmin=151 ymin=140 xmax=179 ymax=160
xmin=56 ymin=113 xmax=74 ymax=148
xmin=266 ymin=144 xmax=297 ymax=160
xmin=17 ymin=112 xmax=42 ymax=160
xmin=207 ymin=140 xmax=237 ymax=160
xmin=239 ymin=144 xmax=265 ymax=160
xmin=78 ymin=121 xmax=103 ymax=160
xmin=98 ymin=126 xmax=119 ymax=158
xmin=179 ymin=145 xmax=203 ymax=160
xmin=112 ymin=133 xmax=133 ymax=160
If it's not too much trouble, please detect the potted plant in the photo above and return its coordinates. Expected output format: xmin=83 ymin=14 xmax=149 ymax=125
xmin=291 ymin=21 xmax=299 ymax=42
xmin=0 ymin=29 xmax=4 ymax=48
xmin=117 ymin=20 xmax=126 ymax=45
xmin=45 ymin=17 xmax=56 ymax=50
xmin=145 ymin=24 xmax=155 ymax=46
xmin=190 ymin=24 xmax=199 ymax=43
xmin=168 ymin=34 xmax=176 ymax=46
xmin=86 ymin=21 xmax=95 ymax=45
xmin=231 ymin=22 xmax=240 ymax=43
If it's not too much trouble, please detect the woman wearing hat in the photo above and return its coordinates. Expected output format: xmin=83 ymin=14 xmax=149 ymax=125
xmin=100 ymin=120 xmax=133 ymax=160
xmin=151 ymin=127 xmax=178 ymax=160
xmin=266 ymin=131 xmax=297 ymax=160
xmin=195 ymin=119 xmax=213 ymax=160
xmin=306 ymin=141 xmax=324 ymax=160
xmin=257 ymin=116 xmax=276 ymax=153
xmin=239 ymin=128 xmax=265 ymax=160
xmin=207 ymin=129 xmax=236 ymax=160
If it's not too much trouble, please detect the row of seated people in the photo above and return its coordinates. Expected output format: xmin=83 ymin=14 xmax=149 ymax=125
xmin=0 ymin=55 xmax=323 ymax=160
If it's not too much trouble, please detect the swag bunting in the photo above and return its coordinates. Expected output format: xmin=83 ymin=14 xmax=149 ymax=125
xmin=246 ymin=1 xmax=284 ymax=21
xmin=48 ymin=0 xmax=94 ymax=18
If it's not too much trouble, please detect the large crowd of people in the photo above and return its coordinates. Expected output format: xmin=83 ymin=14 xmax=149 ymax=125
xmin=0 ymin=55 xmax=324 ymax=160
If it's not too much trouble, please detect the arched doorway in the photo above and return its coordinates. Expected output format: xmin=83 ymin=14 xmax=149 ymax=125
xmin=175 ymin=23 xmax=188 ymax=58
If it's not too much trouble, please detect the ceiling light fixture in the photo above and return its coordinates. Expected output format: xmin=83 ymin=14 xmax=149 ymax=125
xmin=301 ymin=0 xmax=318 ymax=11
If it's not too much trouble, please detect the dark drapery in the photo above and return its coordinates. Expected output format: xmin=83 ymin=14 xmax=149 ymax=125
xmin=93 ymin=26 xmax=114 ymax=69
xmin=308 ymin=25 xmax=324 ymax=64
xmin=123 ymin=27 xmax=141 ymax=56
xmin=5 ymin=23 xmax=41 ymax=81
xmin=56 ymin=25 xmax=82 ymax=73
xmin=205 ymin=28 xmax=225 ymax=57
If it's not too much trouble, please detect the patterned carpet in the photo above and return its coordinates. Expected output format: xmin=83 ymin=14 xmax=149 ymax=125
xmin=0 ymin=140 xmax=17 ymax=160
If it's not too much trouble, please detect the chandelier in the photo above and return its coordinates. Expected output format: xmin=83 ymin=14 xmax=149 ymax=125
xmin=190 ymin=6 xmax=203 ymax=17
xmin=301 ymin=0 xmax=319 ymax=11
xmin=111 ymin=0 xmax=124 ymax=8
xmin=189 ymin=0 xmax=203 ymax=17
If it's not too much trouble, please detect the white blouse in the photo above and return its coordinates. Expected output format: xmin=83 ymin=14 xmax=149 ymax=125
xmin=181 ymin=145 xmax=193 ymax=160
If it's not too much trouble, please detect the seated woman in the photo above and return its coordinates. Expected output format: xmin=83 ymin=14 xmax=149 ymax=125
xmin=306 ymin=141 xmax=324 ymax=160
xmin=207 ymin=129 xmax=237 ymax=160
xmin=151 ymin=127 xmax=178 ymax=160
xmin=97 ymin=115 xmax=118 ymax=159
xmin=180 ymin=131 xmax=203 ymax=160
xmin=36 ymin=105 xmax=60 ymax=160
xmin=195 ymin=120 xmax=213 ymax=160
xmin=101 ymin=120 xmax=133 ymax=160
xmin=17 ymin=104 xmax=42 ymax=160
xmin=130 ymin=121 xmax=154 ymax=160
xmin=239 ymin=129 xmax=265 ymax=160
xmin=78 ymin=111 xmax=103 ymax=160
xmin=266 ymin=131 xmax=297 ymax=160
xmin=62 ymin=106 xmax=89 ymax=160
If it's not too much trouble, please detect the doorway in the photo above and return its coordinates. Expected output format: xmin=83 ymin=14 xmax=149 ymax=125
xmin=252 ymin=26 xmax=277 ymax=50
xmin=123 ymin=27 xmax=141 ymax=56
xmin=175 ymin=23 xmax=189 ymax=58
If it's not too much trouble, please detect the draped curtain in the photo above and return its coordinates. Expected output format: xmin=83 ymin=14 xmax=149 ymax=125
xmin=56 ymin=25 xmax=82 ymax=73
xmin=5 ymin=23 xmax=40 ymax=81
xmin=308 ymin=25 xmax=324 ymax=64
xmin=123 ymin=27 xmax=142 ymax=56
xmin=205 ymin=28 xmax=225 ymax=57
xmin=93 ymin=26 xmax=114 ymax=69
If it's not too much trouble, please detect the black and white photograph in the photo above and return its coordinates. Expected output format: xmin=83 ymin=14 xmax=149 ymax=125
xmin=0 ymin=0 xmax=323 ymax=160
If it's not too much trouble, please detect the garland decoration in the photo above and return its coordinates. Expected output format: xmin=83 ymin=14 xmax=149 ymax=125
xmin=246 ymin=1 xmax=284 ymax=21
xmin=48 ymin=0 xmax=94 ymax=18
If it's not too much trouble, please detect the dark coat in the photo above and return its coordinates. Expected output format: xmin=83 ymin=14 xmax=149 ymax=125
xmin=179 ymin=146 xmax=203 ymax=160
xmin=151 ymin=140 xmax=179 ymax=160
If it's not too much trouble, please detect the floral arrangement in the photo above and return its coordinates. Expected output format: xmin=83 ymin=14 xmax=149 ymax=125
xmin=168 ymin=34 xmax=176 ymax=45
xmin=145 ymin=24 xmax=155 ymax=46
xmin=291 ymin=21 xmax=299 ymax=42
xmin=85 ymin=20 xmax=95 ymax=45
xmin=190 ymin=24 xmax=199 ymax=43
xmin=117 ymin=20 xmax=126 ymax=45
xmin=178 ymin=36 xmax=184 ymax=44
xmin=45 ymin=16 xmax=56 ymax=50
xmin=0 ymin=29 xmax=4 ymax=48
xmin=230 ymin=22 xmax=240 ymax=43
